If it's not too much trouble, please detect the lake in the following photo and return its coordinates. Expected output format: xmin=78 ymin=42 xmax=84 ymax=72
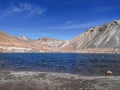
xmin=0 ymin=53 xmax=120 ymax=76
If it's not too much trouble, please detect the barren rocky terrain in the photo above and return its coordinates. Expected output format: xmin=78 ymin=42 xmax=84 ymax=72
xmin=1 ymin=20 xmax=120 ymax=53
xmin=64 ymin=20 xmax=120 ymax=51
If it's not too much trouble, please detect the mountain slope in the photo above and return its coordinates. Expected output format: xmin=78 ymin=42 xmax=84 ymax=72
xmin=0 ymin=31 xmax=53 ymax=52
xmin=0 ymin=31 xmax=26 ymax=47
xmin=36 ymin=38 xmax=69 ymax=48
xmin=64 ymin=20 xmax=120 ymax=50
xmin=1 ymin=19 xmax=120 ymax=53
xmin=18 ymin=36 xmax=31 ymax=41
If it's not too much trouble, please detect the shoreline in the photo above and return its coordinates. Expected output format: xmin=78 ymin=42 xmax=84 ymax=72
xmin=0 ymin=71 xmax=120 ymax=90
xmin=0 ymin=52 xmax=120 ymax=54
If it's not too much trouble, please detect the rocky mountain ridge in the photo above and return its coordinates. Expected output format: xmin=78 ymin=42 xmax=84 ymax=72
xmin=64 ymin=20 xmax=120 ymax=53
xmin=36 ymin=38 xmax=69 ymax=48
xmin=1 ymin=20 xmax=120 ymax=53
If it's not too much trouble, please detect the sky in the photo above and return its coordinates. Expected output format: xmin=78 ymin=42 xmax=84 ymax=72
xmin=0 ymin=0 xmax=120 ymax=40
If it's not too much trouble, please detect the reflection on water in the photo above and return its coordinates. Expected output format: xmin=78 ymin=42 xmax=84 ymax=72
xmin=0 ymin=53 xmax=120 ymax=75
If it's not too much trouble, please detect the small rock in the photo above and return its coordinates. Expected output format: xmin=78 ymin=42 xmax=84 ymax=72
xmin=106 ymin=70 xmax=112 ymax=75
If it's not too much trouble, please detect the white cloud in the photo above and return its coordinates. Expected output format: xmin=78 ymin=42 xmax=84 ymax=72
xmin=92 ymin=5 xmax=120 ymax=13
xmin=0 ymin=3 xmax=46 ymax=16
xmin=66 ymin=21 xmax=74 ymax=25
xmin=36 ymin=20 xmax=110 ymax=30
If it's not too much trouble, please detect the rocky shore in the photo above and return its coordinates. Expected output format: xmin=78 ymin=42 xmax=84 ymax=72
xmin=0 ymin=71 xmax=120 ymax=90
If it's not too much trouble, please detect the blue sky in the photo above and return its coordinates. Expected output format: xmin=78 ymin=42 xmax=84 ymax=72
xmin=0 ymin=0 xmax=120 ymax=40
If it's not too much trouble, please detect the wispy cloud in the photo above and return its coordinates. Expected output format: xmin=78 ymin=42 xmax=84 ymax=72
xmin=2 ymin=19 xmax=111 ymax=32
xmin=66 ymin=21 xmax=75 ymax=25
xmin=0 ymin=3 xmax=46 ymax=17
xmin=25 ymin=20 xmax=104 ymax=31
xmin=92 ymin=5 xmax=120 ymax=13
xmin=46 ymin=0 xmax=83 ymax=4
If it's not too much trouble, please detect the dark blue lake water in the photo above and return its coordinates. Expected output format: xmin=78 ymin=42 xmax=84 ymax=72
xmin=0 ymin=53 xmax=120 ymax=75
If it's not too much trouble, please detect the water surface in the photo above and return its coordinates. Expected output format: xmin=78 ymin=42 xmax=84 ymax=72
xmin=0 ymin=53 xmax=120 ymax=75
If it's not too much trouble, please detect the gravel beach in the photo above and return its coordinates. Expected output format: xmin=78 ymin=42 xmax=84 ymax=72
xmin=0 ymin=71 xmax=120 ymax=90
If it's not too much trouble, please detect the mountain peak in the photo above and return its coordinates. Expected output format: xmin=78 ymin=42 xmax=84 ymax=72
xmin=38 ymin=38 xmax=60 ymax=41
xmin=113 ymin=20 xmax=120 ymax=24
xmin=18 ymin=36 xmax=30 ymax=41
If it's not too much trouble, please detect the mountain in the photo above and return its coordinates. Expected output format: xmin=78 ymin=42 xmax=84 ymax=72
xmin=1 ymin=19 xmax=120 ymax=53
xmin=36 ymin=38 xmax=69 ymax=48
xmin=0 ymin=31 xmax=26 ymax=47
xmin=17 ymin=36 xmax=35 ymax=44
xmin=0 ymin=31 xmax=53 ymax=52
xmin=18 ymin=36 xmax=31 ymax=41
xmin=64 ymin=20 xmax=120 ymax=52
